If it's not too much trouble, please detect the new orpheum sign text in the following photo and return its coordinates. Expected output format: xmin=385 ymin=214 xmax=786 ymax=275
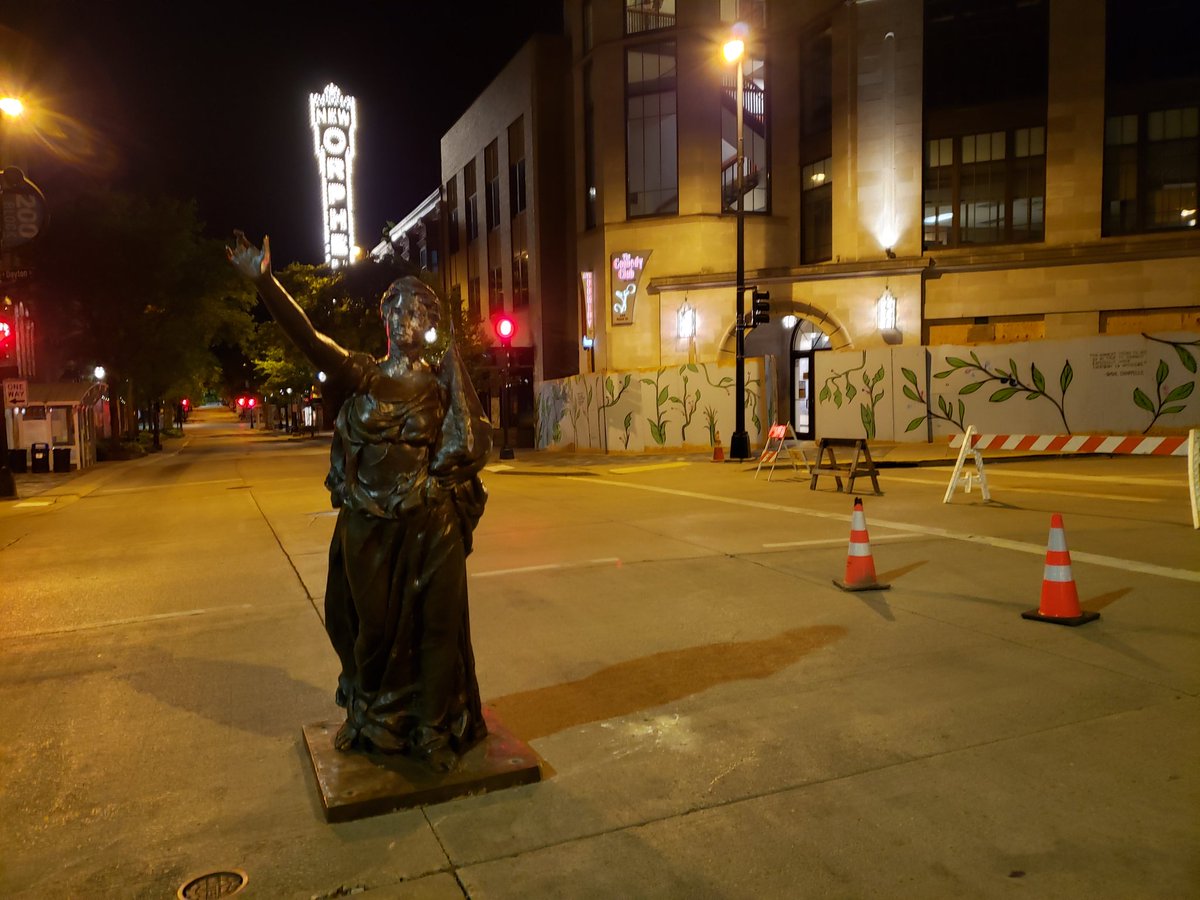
xmin=309 ymin=83 xmax=357 ymax=268
xmin=610 ymin=250 xmax=652 ymax=326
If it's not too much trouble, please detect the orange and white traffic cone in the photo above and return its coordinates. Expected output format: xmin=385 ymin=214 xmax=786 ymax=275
xmin=1021 ymin=513 xmax=1099 ymax=626
xmin=833 ymin=497 xmax=890 ymax=592
xmin=712 ymin=430 xmax=725 ymax=462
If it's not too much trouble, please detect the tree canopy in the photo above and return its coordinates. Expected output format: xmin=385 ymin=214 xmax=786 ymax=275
xmin=26 ymin=186 xmax=256 ymax=413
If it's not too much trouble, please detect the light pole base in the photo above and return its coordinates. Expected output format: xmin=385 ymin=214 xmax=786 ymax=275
xmin=499 ymin=447 xmax=515 ymax=460
xmin=729 ymin=430 xmax=751 ymax=460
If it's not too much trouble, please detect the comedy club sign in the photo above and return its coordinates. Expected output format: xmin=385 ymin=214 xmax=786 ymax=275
xmin=309 ymin=83 xmax=357 ymax=269
xmin=610 ymin=250 xmax=652 ymax=326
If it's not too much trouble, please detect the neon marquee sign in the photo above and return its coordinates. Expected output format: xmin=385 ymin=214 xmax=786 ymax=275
xmin=309 ymin=83 xmax=357 ymax=268
xmin=610 ymin=250 xmax=652 ymax=326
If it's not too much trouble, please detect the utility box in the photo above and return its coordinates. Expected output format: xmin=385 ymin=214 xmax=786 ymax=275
xmin=30 ymin=442 xmax=49 ymax=473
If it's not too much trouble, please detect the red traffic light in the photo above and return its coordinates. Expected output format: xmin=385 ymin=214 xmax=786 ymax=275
xmin=493 ymin=313 xmax=516 ymax=346
xmin=247 ymin=397 xmax=256 ymax=408
xmin=0 ymin=317 xmax=12 ymax=352
xmin=236 ymin=396 xmax=246 ymax=407
xmin=181 ymin=398 xmax=190 ymax=410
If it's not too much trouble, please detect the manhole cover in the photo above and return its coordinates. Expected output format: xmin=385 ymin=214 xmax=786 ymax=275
xmin=177 ymin=869 xmax=248 ymax=899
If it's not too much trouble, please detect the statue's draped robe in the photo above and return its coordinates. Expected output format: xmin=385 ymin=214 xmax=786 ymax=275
xmin=322 ymin=346 xmax=491 ymax=765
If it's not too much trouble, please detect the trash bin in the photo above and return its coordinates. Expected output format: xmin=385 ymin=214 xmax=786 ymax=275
xmin=30 ymin=442 xmax=50 ymax=473
xmin=7 ymin=448 xmax=27 ymax=473
xmin=52 ymin=447 xmax=72 ymax=472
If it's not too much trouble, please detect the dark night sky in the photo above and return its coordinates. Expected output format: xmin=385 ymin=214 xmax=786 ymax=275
xmin=1 ymin=1 xmax=564 ymax=266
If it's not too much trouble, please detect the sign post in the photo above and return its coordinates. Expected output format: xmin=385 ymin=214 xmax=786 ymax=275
xmin=0 ymin=167 xmax=49 ymax=499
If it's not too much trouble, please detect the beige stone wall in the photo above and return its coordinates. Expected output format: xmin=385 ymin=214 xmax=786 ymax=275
xmin=847 ymin=0 xmax=924 ymax=261
xmin=1044 ymin=0 xmax=1106 ymax=245
xmin=926 ymin=256 xmax=1200 ymax=321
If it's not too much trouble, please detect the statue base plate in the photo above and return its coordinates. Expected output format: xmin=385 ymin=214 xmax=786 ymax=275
xmin=302 ymin=707 xmax=543 ymax=823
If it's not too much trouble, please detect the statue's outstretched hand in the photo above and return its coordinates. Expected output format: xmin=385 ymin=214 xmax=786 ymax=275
xmin=226 ymin=230 xmax=271 ymax=280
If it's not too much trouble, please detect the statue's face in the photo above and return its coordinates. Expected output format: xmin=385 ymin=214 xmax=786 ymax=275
xmin=383 ymin=287 xmax=429 ymax=352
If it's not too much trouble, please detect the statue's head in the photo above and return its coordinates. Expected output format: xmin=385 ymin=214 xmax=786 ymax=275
xmin=380 ymin=276 xmax=440 ymax=352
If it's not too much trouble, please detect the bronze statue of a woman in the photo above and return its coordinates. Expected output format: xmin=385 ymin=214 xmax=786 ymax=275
xmin=227 ymin=232 xmax=492 ymax=772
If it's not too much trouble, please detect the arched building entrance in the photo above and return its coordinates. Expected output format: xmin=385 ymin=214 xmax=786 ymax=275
xmin=787 ymin=317 xmax=832 ymax=439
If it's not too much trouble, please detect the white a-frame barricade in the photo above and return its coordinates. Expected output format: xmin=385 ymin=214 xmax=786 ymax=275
xmin=755 ymin=423 xmax=811 ymax=481
xmin=944 ymin=424 xmax=991 ymax=502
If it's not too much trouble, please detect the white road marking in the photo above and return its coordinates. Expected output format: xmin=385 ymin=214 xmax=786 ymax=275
xmin=94 ymin=478 xmax=244 ymax=495
xmin=12 ymin=500 xmax=54 ymax=508
xmin=485 ymin=464 xmax=516 ymax=472
xmin=5 ymin=604 xmax=257 ymax=639
xmin=885 ymin=474 xmax=1161 ymax=503
xmin=982 ymin=469 xmax=1183 ymax=487
xmin=471 ymin=557 xmax=621 ymax=578
xmin=763 ymin=533 xmax=926 ymax=549
xmin=609 ymin=462 xmax=692 ymax=474
xmin=569 ymin=477 xmax=1200 ymax=584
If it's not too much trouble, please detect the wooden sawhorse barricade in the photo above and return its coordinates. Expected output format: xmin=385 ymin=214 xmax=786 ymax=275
xmin=808 ymin=437 xmax=882 ymax=495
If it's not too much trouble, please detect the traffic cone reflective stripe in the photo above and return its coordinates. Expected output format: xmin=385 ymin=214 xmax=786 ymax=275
xmin=834 ymin=497 xmax=890 ymax=592
xmin=1022 ymin=513 xmax=1098 ymax=626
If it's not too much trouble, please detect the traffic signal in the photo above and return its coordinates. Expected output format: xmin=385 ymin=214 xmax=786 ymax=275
xmin=0 ymin=316 xmax=12 ymax=356
xmin=236 ymin=396 xmax=246 ymax=408
xmin=751 ymin=288 xmax=771 ymax=326
xmin=493 ymin=312 xmax=516 ymax=348
xmin=181 ymin=398 xmax=190 ymax=411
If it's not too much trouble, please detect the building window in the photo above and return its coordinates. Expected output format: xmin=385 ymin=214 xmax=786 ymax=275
xmin=512 ymin=234 xmax=530 ymax=309
xmin=468 ymin=275 xmax=481 ymax=320
xmin=721 ymin=54 xmax=768 ymax=213
xmin=488 ymin=265 xmax=503 ymax=311
xmin=464 ymin=159 xmax=479 ymax=241
xmin=1103 ymin=0 xmax=1200 ymax=236
xmin=485 ymin=140 xmax=501 ymax=231
xmin=508 ymin=117 xmax=526 ymax=218
xmin=584 ymin=62 xmax=598 ymax=230
xmin=626 ymin=42 xmax=678 ymax=218
xmin=445 ymin=177 xmax=460 ymax=255
xmin=922 ymin=127 xmax=1045 ymax=248
xmin=801 ymin=157 xmax=832 ymax=263
xmin=625 ymin=0 xmax=674 ymax=35
xmin=923 ymin=0 xmax=1048 ymax=248
xmin=719 ymin=0 xmax=765 ymax=28
xmin=1103 ymin=108 xmax=1199 ymax=235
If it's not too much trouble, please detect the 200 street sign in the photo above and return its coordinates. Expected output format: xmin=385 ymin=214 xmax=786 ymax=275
xmin=0 ymin=167 xmax=48 ymax=249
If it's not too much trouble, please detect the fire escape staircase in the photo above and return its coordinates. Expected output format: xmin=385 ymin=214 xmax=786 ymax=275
xmin=720 ymin=79 xmax=766 ymax=209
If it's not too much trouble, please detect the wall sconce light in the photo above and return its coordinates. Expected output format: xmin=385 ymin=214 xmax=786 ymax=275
xmin=582 ymin=335 xmax=594 ymax=349
xmin=877 ymin=286 xmax=901 ymax=344
xmin=781 ymin=314 xmax=798 ymax=330
xmin=677 ymin=300 xmax=697 ymax=339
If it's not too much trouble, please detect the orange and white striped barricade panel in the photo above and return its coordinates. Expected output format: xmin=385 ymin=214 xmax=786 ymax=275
xmin=755 ymin=424 xmax=801 ymax=481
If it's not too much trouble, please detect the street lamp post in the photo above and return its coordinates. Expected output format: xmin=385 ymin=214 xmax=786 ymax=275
xmin=724 ymin=36 xmax=750 ymax=460
xmin=0 ymin=97 xmax=27 ymax=499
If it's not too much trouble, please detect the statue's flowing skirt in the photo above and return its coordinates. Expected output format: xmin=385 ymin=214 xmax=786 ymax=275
xmin=324 ymin=498 xmax=486 ymax=762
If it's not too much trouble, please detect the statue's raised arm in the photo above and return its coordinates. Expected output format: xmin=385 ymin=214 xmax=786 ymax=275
xmin=226 ymin=231 xmax=349 ymax=373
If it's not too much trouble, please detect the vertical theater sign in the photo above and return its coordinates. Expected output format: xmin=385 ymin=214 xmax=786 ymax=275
xmin=309 ymin=83 xmax=357 ymax=268
xmin=610 ymin=250 xmax=651 ymax=326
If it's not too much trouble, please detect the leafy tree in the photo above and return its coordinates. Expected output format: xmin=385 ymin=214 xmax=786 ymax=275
xmin=26 ymin=186 xmax=255 ymax=448
xmin=249 ymin=259 xmax=492 ymax=417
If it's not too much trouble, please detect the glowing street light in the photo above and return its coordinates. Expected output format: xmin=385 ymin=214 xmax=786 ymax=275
xmin=0 ymin=97 xmax=25 ymax=118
